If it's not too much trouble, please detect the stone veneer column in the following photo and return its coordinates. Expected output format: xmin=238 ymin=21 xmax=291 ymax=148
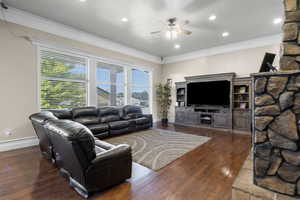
xmin=281 ymin=0 xmax=300 ymax=70
xmin=253 ymin=72 xmax=300 ymax=197
xmin=252 ymin=0 xmax=300 ymax=197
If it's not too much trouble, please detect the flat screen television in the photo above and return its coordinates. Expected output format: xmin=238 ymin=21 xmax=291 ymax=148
xmin=187 ymin=81 xmax=230 ymax=107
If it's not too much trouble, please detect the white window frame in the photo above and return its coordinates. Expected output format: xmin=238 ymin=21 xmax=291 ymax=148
xmin=37 ymin=46 xmax=90 ymax=110
xmin=95 ymin=60 xmax=127 ymax=106
xmin=129 ymin=68 xmax=152 ymax=114
xmin=36 ymin=42 xmax=153 ymax=114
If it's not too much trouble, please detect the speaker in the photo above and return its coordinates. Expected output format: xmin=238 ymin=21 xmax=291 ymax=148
xmin=259 ymin=53 xmax=276 ymax=72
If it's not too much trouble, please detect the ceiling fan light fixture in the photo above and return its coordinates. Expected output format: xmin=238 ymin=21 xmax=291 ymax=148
xmin=174 ymin=44 xmax=181 ymax=49
xmin=209 ymin=15 xmax=217 ymax=21
xmin=222 ymin=32 xmax=230 ymax=37
xmin=121 ymin=17 xmax=128 ymax=22
xmin=151 ymin=18 xmax=191 ymax=40
xmin=166 ymin=29 xmax=178 ymax=40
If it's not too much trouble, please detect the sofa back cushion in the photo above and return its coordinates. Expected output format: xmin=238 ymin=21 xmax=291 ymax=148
xmin=122 ymin=105 xmax=143 ymax=119
xmin=47 ymin=109 xmax=72 ymax=120
xmin=29 ymin=111 xmax=58 ymax=124
xmin=72 ymin=107 xmax=99 ymax=125
xmin=45 ymin=120 xmax=96 ymax=168
xmin=98 ymin=107 xmax=121 ymax=123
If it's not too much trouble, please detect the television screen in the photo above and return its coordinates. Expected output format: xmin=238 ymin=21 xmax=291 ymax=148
xmin=187 ymin=81 xmax=230 ymax=106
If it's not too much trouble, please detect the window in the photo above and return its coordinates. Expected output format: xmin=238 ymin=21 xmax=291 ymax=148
xmin=131 ymin=69 xmax=150 ymax=114
xmin=38 ymin=47 xmax=152 ymax=114
xmin=39 ymin=50 xmax=88 ymax=109
xmin=96 ymin=62 xmax=125 ymax=106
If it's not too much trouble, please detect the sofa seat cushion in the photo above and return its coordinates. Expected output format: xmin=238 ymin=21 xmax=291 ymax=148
xmin=86 ymin=123 xmax=109 ymax=134
xmin=135 ymin=117 xmax=151 ymax=125
xmin=126 ymin=113 xmax=143 ymax=120
xmin=109 ymin=121 xmax=130 ymax=130
xmin=101 ymin=115 xmax=120 ymax=123
xmin=93 ymin=132 xmax=109 ymax=139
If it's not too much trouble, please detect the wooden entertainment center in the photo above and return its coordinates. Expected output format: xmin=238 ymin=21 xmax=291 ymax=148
xmin=175 ymin=73 xmax=252 ymax=133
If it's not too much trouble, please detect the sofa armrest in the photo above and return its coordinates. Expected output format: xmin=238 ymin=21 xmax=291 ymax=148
xmin=85 ymin=144 xmax=132 ymax=192
xmin=91 ymin=144 xmax=131 ymax=166
xmin=143 ymin=114 xmax=153 ymax=126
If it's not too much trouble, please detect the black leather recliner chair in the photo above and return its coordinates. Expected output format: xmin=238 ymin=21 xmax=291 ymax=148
xmin=44 ymin=119 xmax=132 ymax=198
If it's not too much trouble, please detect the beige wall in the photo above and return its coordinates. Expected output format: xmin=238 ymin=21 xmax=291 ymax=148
xmin=0 ymin=20 xmax=162 ymax=141
xmin=162 ymin=44 xmax=280 ymax=122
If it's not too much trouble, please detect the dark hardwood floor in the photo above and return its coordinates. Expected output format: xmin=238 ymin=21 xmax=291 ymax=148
xmin=0 ymin=123 xmax=251 ymax=200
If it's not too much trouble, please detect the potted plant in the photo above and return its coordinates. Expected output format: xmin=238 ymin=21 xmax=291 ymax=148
xmin=156 ymin=79 xmax=172 ymax=126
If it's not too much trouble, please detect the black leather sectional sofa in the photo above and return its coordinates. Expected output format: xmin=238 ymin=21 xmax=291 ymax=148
xmin=29 ymin=105 xmax=152 ymax=198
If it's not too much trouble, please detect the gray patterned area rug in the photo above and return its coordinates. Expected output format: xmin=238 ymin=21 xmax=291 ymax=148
xmin=104 ymin=129 xmax=210 ymax=171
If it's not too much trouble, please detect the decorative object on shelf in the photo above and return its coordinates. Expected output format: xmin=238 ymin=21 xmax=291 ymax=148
xmin=239 ymin=103 xmax=247 ymax=110
xmin=239 ymin=86 xmax=246 ymax=94
xmin=156 ymin=79 xmax=172 ymax=126
xmin=179 ymin=102 xmax=185 ymax=107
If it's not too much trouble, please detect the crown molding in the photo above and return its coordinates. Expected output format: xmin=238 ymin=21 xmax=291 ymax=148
xmin=0 ymin=7 xmax=162 ymax=64
xmin=163 ymin=34 xmax=282 ymax=64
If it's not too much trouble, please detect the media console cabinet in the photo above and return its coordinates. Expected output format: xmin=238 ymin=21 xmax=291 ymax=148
xmin=175 ymin=73 xmax=252 ymax=133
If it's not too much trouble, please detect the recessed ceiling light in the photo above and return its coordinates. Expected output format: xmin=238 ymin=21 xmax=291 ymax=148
xmin=79 ymin=0 xmax=86 ymax=2
xmin=222 ymin=32 xmax=229 ymax=37
xmin=174 ymin=44 xmax=181 ymax=49
xmin=209 ymin=15 xmax=217 ymax=21
xmin=121 ymin=17 xmax=128 ymax=22
xmin=273 ymin=18 xmax=282 ymax=24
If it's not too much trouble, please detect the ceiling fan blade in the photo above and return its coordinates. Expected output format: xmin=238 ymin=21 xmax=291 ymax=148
xmin=182 ymin=29 xmax=192 ymax=35
xmin=150 ymin=31 xmax=162 ymax=34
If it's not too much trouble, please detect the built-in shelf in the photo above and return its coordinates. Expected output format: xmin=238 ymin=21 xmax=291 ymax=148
xmin=232 ymin=77 xmax=252 ymax=132
xmin=176 ymin=83 xmax=186 ymax=107
xmin=233 ymin=84 xmax=250 ymax=110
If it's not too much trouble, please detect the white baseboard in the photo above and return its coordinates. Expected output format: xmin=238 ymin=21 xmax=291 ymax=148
xmin=0 ymin=137 xmax=39 ymax=152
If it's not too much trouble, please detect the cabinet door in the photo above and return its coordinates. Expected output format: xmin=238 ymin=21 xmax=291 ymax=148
xmin=213 ymin=113 xmax=232 ymax=129
xmin=233 ymin=110 xmax=251 ymax=131
xmin=185 ymin=112 xmax=199 ymax=125
xmin=175 ymin=111 xmax=186 ymax=124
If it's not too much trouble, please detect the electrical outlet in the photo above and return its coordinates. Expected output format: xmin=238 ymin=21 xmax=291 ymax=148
xmin=3 ymin=128 xmax=12 ymax=136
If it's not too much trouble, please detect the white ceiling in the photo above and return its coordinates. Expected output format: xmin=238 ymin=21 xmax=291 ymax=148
xmin=4 ymin=0 xmax=284 ymax=57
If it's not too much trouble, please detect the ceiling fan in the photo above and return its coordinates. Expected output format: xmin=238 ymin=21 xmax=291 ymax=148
xmin=151 ymin=17 xmax=192 ymax=40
